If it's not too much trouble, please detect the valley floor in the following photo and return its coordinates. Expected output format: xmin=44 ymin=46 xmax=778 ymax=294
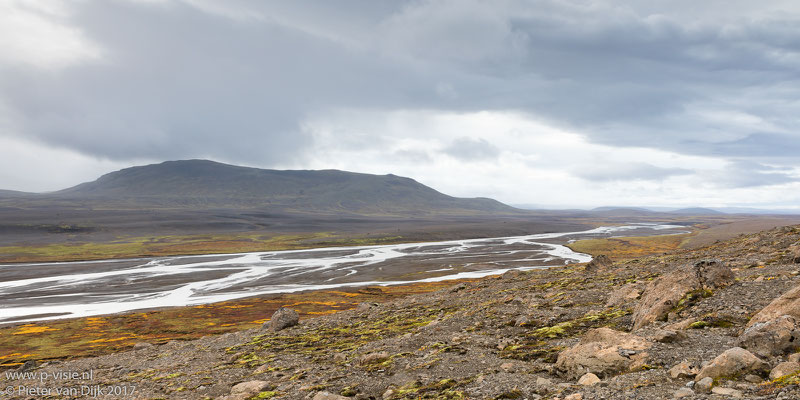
xmin=2 ymin=225 xmax=800 ymax=399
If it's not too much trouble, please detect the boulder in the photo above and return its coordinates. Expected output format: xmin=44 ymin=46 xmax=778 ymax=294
xmin=632 ymin=260 xmax=734 ymax=330
xmin=18 ymin=360 xmax=36 ymax=373
xmin=555 ymin=327 xmax=651 ymax=379
xmin=737 ymin=315 xmax=800 ymax=357
xmin=230 ymin=381 xmax=271 ymax=397
xmin=577 ymin=372 xmax=600 ymax=386
xmin=770 ymin=361 xmax=800 ymax=380
xmin=785 ymin=244 xmax=800 ymax=264
xmin=669 ymin=361 xmax=698 ymax=379
xmin=694 ymin=259 xmax=736 ymax=288
xmin=605 ymin=283 xmax=642 ymax=308
xmin=747 ymin=284 xmax=800 ymax=327
xmin=585 ymin=255 xmax=613 ymax=273
xmin=265 ymin=307 xmax=299 ymax=331
xmin=695 ymin=347 xmax=768 ymax=381
xmin=502 ymin=269 xmax=521 ymax=279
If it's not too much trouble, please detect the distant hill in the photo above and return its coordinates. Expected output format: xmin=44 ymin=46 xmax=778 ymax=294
xmin=668 ymin=207 xmax=725 ymax=215
xmin=0 ymin=189 xmax=33 ymax=198
xmin=48 ymin=160 xmax=518 ymax=215
xmin=590 ymin=207 xmax=661 ymax=216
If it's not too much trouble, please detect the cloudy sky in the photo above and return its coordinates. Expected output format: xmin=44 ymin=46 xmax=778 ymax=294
xmin=2 ymin=0 xmax=800 ymax=209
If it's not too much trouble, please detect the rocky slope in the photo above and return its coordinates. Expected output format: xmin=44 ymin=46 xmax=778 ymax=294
xmin=4 ymin=225 xmax=800 ymax=399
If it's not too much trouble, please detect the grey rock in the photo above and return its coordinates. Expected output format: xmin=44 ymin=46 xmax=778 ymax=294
xmin=738 ymin=315 xmax=800 ymax=357
xmin=696 ymin=377 xmax=714 ymax=393
xmin=266 ymin=307 xmax=299 ymax=331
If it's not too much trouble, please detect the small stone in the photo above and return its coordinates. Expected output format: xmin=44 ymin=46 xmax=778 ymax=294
xmin=382 ymin=389 xmax=396 ymax=399
xmin=673 ymin=388 xmax=694 ymax=398
xmin=578 ymin=372 xmax=600 ymax=386
xmin=536 ymin=377 xmax=552 ymax=386
xmin=253 ymin=364 xmax=271 ymax=374
xmin=744 ymin=374 xmax=763 ymax=384
xmin=564 ymin=394 xmax=583 ymax=400
xmin=313 ymin=392 xmax=349 ymax=400
xmin=500 ymin=362 xmax=515 ymax=372
xmin=789 ymin=353 xmax=800 ymax=363
xmin=18 ymin=360 xmax=36 ymax=372
xmin=653 ymin=329 xmax=684 ymax=343
xmin=497 ymin=338 xmax=513 ymax=350
xmin=515 ymin=315 xmax=530 ymax=327
xmin=332 ymin=353 xmax=347 ymax=363
xmin=770 ymin=361 xmax=800 ymax=380
xmin=711 ymin=387 xmax=743 ymax=398
xmin=132 ymin=342 xmax=153 ymax=350
xmin=231 ymin=380 xmax=270 ymax=396
xmin=695 ymin=377 xmax=714 ymax=393
xmin=356 ymin=302 xmax=379 ymax=312
xmin=265 ymin=307 xmax=299 ymax=331
xmin=359 ymin=351 xmax=389 ymax=366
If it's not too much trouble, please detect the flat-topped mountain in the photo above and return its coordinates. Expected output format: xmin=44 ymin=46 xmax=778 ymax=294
xmin=49 ymin=160 xmax=517 ymax=215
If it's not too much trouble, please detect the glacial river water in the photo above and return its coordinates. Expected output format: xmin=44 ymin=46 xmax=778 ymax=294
xmin=0 ymin=223 xmax=687 ymax=324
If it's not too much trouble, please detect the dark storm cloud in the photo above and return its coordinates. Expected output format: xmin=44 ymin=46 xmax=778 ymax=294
xmin=1 ymin=0 xmax=800 ymax=170
xmin=572 ymin=162 xmax=692 ymax=182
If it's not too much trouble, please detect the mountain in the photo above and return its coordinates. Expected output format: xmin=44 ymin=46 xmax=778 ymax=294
xmin=50 ymin=160 xmax=518 ymax=215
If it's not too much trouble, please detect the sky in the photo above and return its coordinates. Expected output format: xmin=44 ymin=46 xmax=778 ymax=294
xmin=1 ymin=0 xmax=800 ymax=209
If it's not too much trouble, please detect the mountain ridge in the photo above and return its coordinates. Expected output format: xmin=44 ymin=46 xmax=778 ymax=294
xmin=43 ymin=159 xmax=519 ymax=215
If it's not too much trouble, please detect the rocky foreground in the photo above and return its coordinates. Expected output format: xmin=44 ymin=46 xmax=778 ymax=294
xmin=4 ymin=225 xmax=800 ymax=399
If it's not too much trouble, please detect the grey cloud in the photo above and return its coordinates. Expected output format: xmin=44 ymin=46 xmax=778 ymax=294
xmin=1 ymin=0 xmax=800 ymax=171
xmin=393 ymin=149 xmax=433 ymax=163
xmin=707 ymin=161 xmax=798 ymax=188
xmin=572 ymin=162 xmax=692 ymax=182
xmin=442 ymin=137 xmax=500 ymax=161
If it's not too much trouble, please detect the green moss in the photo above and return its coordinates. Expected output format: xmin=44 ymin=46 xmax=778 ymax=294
xmin=528 ymin=308 xmax=629 ymax=339
xmin=688 ymin=321 xmax=709 ymax=329
xmin=250 ymin=392 xmax=279 ymax=399
xmin=674 ymin=288 xmax=714 ymax=313
xmin=771 ymin=371 xmax=800 ymax=387
xmin=243 ymin=306 xmax=452 ymax=357
xmin=340 ymin=386 xmax=358 ymax=396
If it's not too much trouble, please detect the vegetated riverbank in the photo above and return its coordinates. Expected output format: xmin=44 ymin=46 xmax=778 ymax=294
xmin=0 ymin=227 xmax=690 ymax=368
xmin=3 ymin=224 xmax=800 ymax=399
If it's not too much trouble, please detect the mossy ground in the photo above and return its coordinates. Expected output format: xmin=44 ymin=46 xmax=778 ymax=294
xmin=0 ymin=280 xmax=476 ymax=367
xmin=566 ymin=232 xmax=693 ymax=260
